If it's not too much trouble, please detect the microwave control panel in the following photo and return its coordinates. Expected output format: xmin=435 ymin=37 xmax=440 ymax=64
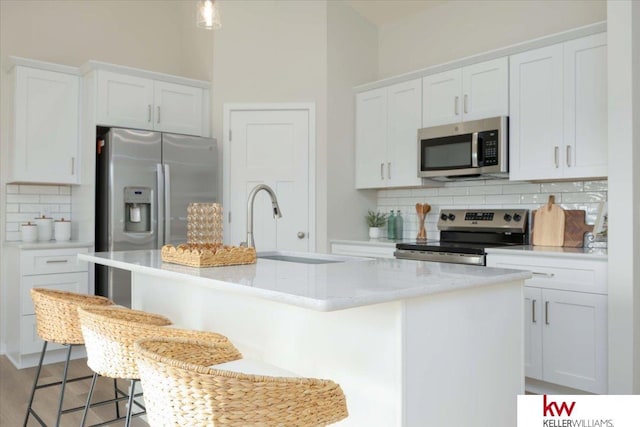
xmin=479 ymin=130 xmax=499 ymax=166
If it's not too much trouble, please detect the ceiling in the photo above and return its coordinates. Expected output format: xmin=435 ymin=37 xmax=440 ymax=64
xmin=344 ymin=0 xmax=445 ymax=27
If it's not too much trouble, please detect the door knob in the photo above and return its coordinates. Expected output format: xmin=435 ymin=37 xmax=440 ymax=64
xmin=297 ymin=232 xmax=306 ymax=239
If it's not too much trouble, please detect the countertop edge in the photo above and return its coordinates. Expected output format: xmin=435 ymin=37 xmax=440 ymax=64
xmin=485 ymin=245 xmax=608 ymax=259
xmin=79 ymin=252 xmax=531 ymax=312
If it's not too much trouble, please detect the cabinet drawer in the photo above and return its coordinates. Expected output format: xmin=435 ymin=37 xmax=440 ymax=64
xmin=22 ymin=315 xmax=65 ymax=355
xmin=21 ymin=272 xmax=89 ymax=315
xmin=20 ymin=248 xmax=89 ymax=276
xmin=487 ymin=254 xmax=607 ymax=294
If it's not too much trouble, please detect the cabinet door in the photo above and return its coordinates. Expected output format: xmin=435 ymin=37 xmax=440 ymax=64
xmin=524 ymin=287 xmax=543 ymax=380
xmin=509 ymin=44 xmax=564 ymax=181
xmin=154 ymin=81 xmax=203 ymax=136
xmin=21 ymin=272 xmax=88 ymax=316
xmin=462 ymin=57 xmax=509 ymax=122
xmin=387 ymin=79 xmax=423 ymax=187
xmin=542 ymin=289 xmax=607 ymax=393
xmin=11 ymin=67 xmax=79 ymax=184
xmin=96 ymin=70 xmax=154 ymax=130
xmin=422 ymin=68 xmax=462 ymax=127
xmin=355 ymin=88 xmax=388 ymax=189
xmin=563 ymin=33 xmax=607 ymax=179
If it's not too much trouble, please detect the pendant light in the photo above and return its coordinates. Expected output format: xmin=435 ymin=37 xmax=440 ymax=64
xmin=197 ymin=0 xmax=221 ymax=30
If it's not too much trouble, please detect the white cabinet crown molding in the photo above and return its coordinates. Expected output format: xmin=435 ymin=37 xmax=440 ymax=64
xmin=354 ymin=21 xmax=606 ymax=93
xmin=80 ymin=60 xmax=210 ymax=89
xmin=6 ymin=56 xmax=80 ymax=75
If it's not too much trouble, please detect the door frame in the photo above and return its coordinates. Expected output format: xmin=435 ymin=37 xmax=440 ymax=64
xmin=222 ymin=103 xmax=316 ymax=251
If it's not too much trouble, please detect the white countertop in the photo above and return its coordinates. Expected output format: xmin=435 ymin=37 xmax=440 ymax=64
xmin=4 ymin=240 xmax=93 ymax=249
xmin=79 ymin=249 xmax=530 ymax=312
xmin=485 ymin=245 xmax=608 ymax=259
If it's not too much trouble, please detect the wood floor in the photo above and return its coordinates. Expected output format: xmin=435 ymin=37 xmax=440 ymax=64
xmin=0 ymin=355 xmax=148 ymax=426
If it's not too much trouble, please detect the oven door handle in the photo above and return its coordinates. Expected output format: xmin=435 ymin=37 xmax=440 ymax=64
xmin=394 ymin=249 xmax=484 ymax=266
xmin=471 ymin=132 xmax=479 ymax=167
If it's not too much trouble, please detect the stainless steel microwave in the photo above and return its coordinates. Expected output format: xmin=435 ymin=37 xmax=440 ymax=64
xmin=418 ymin=116 xmax=508 ymax=179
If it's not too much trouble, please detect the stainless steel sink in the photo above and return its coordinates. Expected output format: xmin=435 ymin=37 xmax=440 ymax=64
xmin=257 ymin=251 xmax=364 ymax=264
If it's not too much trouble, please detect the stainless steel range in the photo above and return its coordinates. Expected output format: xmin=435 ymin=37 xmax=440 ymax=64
xmin=394 ymin=209 xmax=529 ymax=266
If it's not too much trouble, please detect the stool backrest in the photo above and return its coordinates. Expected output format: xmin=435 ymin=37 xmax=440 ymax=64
xmin=30 ymin=288 xmax=112 ymax=345
xmin=135 ymin=338 xmax=348 ymax=427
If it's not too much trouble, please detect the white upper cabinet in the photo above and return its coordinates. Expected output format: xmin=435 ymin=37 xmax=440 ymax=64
xmin=96 ymin=71 xmax=154 ymax=130
xmin=8 ymin=65 xmax=80 ymax=184
xmin=509 ymin=33 xmax=607 ymax=181
xmin=422 ymin=57 xmax=508 ymax=127
xmin=563 ymin=34 xmax=608 ymax=179
xmin=356 ymin=79 xmax=422 ymax=189
xmin=95 ymin=69 xmax=208 ymax=137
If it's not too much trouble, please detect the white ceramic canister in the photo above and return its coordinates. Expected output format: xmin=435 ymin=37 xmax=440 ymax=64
xmin=54 ymin=218 xmax=71 ymax=241
xmin=21 ymin=222 xmax=38 ymax=242
xmin=34 ymin=216 xmax=53 ymax=241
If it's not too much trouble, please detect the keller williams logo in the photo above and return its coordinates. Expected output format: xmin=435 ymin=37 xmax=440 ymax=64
xmin=544 ymin=395 xmax=576 ymax=417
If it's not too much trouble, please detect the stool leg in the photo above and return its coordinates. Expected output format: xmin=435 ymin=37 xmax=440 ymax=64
xmin=54 ymin=344 xmax=73 ymax=427
xmin=81 ymin=372 xmax=98 ymax=427
xmin=23 ymin=341 xmax=48 ymax=427
xmin=113 ymin=379 xmax=121 ymax=419
xmin=124 ymin=379 xmax=136 ymax=427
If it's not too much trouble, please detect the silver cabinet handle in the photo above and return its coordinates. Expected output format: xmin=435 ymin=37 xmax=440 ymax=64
xmin=532 ymin=299 xmax=537 ymax=323
xmin=297 ymin=232 xmax=306 ymax=239
xmin=387 ymin=162 xmax=391 ymax=179
xmin=545 ymin=301 xmax=550 ymax=325
xmin=71 ymin=157 xmax=75 ymax=175
xmin=157 ymin=106 xmax=161 ymax=124
xmin=454 ymin=96 xmax=459 ymax=115
xmin=532 ymin=272 xmax=555 ymax=278
xmin=148 ymin=104 xmax=152 ymax=122
xmin=554 ymin=146 xmax=559 ymax=168
xmin=566 ymin=145 xmax=572 ymax=167
xmin=463 ymin=94 xmax=469 ymax=114
xmin=380 ymin=163 xmax=384 ymax=180
xmin=46 ymin=259 xmax=69 ymax=264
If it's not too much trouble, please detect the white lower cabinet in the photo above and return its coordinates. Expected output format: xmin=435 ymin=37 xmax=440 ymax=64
xmin=487 ymin=252 xmax=607 ymax=394
xmin=4 ymin=246 xmax=91 ymax=368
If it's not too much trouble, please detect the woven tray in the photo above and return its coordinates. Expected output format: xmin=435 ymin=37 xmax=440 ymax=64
xmin=161 ymin=244 xmax=256 ymax=268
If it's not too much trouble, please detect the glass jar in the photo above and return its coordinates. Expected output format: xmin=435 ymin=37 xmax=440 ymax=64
xmin=187 ymin=203 xmax=223 ymax=245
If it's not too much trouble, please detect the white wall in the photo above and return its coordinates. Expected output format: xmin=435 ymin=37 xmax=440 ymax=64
xmin=377 ymin=0 xmax=606 ymax=78
xmin=327 ymin=1 xmax=379 ymax=241
xmin=607 ymin=0 xmax=640 ymax=394
xmin=212 ymin=0 xmax=329 ymax=249
xmin=0 ymin=0 xmax=212 ymax=80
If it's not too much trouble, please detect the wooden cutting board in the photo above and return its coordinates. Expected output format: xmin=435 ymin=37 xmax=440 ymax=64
xmin=563 ymin=210 xmax=594 ymax=247
xmin=532 ymin=196 xmax=565 ymax=246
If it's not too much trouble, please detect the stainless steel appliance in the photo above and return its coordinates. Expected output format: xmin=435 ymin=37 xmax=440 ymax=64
xmin=95 ymin=128 xmax=218 ymax=306
xmin=418 ymin=116 xmax=508 ymax=180
xmin=394 ymin=208 xmax=528 ymax=266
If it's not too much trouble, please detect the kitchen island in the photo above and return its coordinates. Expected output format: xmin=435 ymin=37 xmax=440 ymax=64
xmin=79 ymin=250 xmax=530 ymax=427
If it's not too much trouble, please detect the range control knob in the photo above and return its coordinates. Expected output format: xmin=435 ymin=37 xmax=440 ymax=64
xmin=448 ymin=213 xmax=456 ymax=221
xmin=503 ymin=213 xmax=512 ymax=222
xmin=440 ymin=213 xmax=448 ymax=221
xmin=513 ymin=213 xmax=522 ymax=222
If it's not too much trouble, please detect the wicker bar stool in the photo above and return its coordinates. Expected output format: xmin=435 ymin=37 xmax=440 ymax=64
xmin=25 ymin=288 xmax=113 ymax=427
xmin=77 ymin=306 xmax=235 ymax=427
xmin=134 ymin=338 xmax=349 ymax=427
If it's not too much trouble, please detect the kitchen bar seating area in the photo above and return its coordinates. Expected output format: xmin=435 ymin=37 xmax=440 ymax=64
xmin=24 ymin=288 xmax=349 ymax=426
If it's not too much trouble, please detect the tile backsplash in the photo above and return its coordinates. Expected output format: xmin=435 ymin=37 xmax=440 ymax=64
xmin=5 ymin=184 xmax=72 ymax=241
xmin=377 ymin=179 xmax=608 ymax=240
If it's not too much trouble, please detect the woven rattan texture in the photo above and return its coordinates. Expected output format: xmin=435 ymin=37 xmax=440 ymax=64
xmin=161 ymin=244 xmax=256 ymax=267
xmin=30 ymin=288 xmax=113 ymax=345
xmin=135 ymin=338 xmax=348 ymax=427
xmin=77 ymin=306 xmax=234 ymax=380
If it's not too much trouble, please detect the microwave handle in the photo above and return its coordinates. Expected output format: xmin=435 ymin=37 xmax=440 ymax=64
xmin=471 ymin=132 xmax=479 ymax=167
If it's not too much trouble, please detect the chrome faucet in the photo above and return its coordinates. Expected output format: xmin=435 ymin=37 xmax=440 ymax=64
xmin=245 ymin=184 xmax=282 ymax=248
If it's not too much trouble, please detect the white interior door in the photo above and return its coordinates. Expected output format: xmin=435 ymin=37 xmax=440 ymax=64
xmin=225 ymin=106 xmax=312 ymax=252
